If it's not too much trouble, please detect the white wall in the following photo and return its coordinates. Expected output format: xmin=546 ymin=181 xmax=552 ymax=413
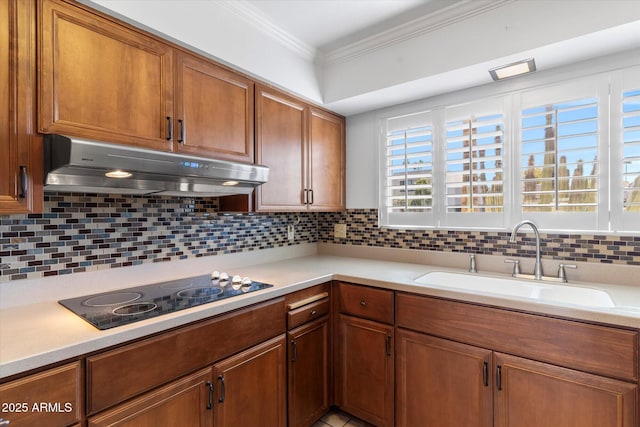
xmin=346 ymin=113 xmax=377 ymax=209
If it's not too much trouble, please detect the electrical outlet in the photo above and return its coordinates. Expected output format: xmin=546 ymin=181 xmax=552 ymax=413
xmin=287 ymin=225 xmax=295 ymax=241
xmin=334 ymin=223 xmax=347 ymax=239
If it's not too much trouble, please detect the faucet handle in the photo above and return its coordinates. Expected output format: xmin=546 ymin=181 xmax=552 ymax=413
xmin=557 ymin=263 xmax=577 ymax=282
xmin=469 ymin=254 xmax=477 ymax=273
xmin=504 ymin=259 xmax=520 ymax=276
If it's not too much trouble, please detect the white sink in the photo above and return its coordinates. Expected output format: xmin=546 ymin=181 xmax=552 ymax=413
xmin=413 ymin=271 xmax=616 ymax=308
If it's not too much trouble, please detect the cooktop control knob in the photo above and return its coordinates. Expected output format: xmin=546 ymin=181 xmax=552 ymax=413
xmin=232 ymin=275 xmax=242 ymax=284
xmin=219 ymin=272 xmax=229 ymax=281
xmin=211 ymin=271 xmax=220 ymax=280
xmin=241 ymin=277 xmax=252 ymax=285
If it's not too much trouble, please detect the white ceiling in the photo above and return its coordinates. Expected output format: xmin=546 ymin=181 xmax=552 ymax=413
xmin=85 ymin=0 xmax=640 ymax=117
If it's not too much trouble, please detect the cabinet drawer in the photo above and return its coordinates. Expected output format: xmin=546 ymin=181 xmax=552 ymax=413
xmin=288 ymin=298 xmax=329 ymax=329
xmin=396 ymin=292 xmax=638 ymax=381
xmin=338 ymin=282 xmax=393 ymax=324
xmin=0 ymin=362 xmax=82 ymax=427
xmin=87 ymin=298 xmax=285 ymax=414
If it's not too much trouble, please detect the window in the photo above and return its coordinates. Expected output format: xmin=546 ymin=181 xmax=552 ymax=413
xmin=378 ymin=70 xmax=637 ymax=232
xmin=622 ymin=88 xmax=640 ymax=211
xmin=520 ymin=98 xmax=598 ymax=212
xmin=380 ymin=111 xmax=434 ymax=227
xmin=442 ymin=98 xmax=506 ymax=228
xmin=611 ymin=66 xmax=640 ymax=231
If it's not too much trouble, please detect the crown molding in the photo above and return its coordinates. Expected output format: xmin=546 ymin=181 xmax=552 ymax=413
xmin=217 ymin=0 xmax=317 ymax=62
xmin=322 ymin=0 xmax=515 ymax=66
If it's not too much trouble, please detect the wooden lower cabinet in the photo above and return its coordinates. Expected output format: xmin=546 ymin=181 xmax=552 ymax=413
xmin=397 ymin=329 xmax=638 ymax=427
xmin=88 ymin=368 xmax=213 ymax=427
xmin=336 ymin=314 xmax=394 ymax=427
xmin=396 ymin=329 xmax=492 ymax=427
xmin=212 ymin=335 xmax=287 ymax=427
xmin=0 ymin=362 xmax=82 ymax=427
xmin=288 ymin=317 xmax=330 ymax=427
xmin=494 ymin=353 xmax=637 ymax=427
xmin=395 ymin=289 xmax=639 ymax=427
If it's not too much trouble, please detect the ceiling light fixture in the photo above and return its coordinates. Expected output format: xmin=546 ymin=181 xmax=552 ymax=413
xmin=489 ymin=58 xmax=536 ymax=81
xmin=105 ymin=170 xmax=133 ymax=178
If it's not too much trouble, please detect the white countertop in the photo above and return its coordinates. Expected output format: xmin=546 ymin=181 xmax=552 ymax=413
xmin=3 ymin=246 xmax=640 ymax=379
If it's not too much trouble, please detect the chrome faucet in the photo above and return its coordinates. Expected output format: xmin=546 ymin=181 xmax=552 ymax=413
xmin=509 ymin=220 xmax=543 ymax=280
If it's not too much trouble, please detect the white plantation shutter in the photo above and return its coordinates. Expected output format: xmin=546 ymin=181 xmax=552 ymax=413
xmin=517 ymin=77 xmax=607 ymax=231
xmin=442 ymin=98 xmax=506 ymax=228
xmin=612 ymin=67 xmax=640 ymax=231
xmin=380 ymin=111 xmax=434 ymax=227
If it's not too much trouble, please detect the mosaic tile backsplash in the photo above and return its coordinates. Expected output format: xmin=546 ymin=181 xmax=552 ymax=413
xmin=319 ymin=209 xmax=640 ymax=266
xmin=0 ymin=193 xmax=318 ymax=282
xmin=2 ymin=197 xmax=640 ymax=283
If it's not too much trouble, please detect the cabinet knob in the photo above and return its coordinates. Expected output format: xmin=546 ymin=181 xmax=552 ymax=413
xmin=310 ymin=310 xmax=317 ymax=316
xmin=360 ymin=300 xmax=367 ymax=307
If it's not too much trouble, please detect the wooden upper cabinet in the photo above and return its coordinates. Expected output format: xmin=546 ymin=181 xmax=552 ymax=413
xmin=255 ymin=85 xmax=345 ymax=212
xmin=0 ymin=0 xmax=41 ymax=214
xmin=175 ymin=52 xmax=254 ymax=162
xmin=309 ymin=108 xmax=345 ymax=211
xmin=255 ymin=85 xmax=307 ymax=211
xmin=38 ymin=0 xmax=174 ymax=151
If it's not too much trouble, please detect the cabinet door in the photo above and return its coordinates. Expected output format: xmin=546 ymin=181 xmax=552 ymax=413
xmin=0 ymin=362 xmax=82 ymax=427
xmin=336 ymin=314 xmax=394 ymax=427
xmin=39 ymin=0 xmax=174 ymax=151
xmin=396 ymin=329 xmax=492 ymax=427
xmin=255 ymin=85 xmax=307 ymax=211
xmin=0 ymin=0 xmax=40 ymax=214
xmin=175 ymin=52 xmax=254 ymax=162
xmin=288 ymin=317 xmax=330 ymax=427
xmin=494 ymin=353 xmax=637 ymax=427
xmin=308 ymin=108 xmax=345 ymax=211
xmin=88 ymin=368 xmax=213 ymax=427
xmin=213 ymin=335 xmax=287 ymax=427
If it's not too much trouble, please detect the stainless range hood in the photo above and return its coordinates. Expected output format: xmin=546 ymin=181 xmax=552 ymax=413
xmin=43 ymin=135 xmax=268 ymax=197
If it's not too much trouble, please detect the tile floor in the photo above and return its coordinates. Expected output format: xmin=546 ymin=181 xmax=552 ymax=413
xmin=312 ymin=409 xmax=375 ymax=427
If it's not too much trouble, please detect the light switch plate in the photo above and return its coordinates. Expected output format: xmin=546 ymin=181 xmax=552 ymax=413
xmin=334 ymin=223 xmax=347 ymax=239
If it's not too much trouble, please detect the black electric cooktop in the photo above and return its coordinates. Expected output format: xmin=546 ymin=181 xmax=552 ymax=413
xmin=59 ymin=274 xmax=273 ymax=330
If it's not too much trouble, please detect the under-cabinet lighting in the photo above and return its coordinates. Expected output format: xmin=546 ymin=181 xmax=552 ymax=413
xmin=105 ymin=170 xmax=132 ymax=178
xmin=222 ymin=180 xmax=239 ymax=186
xmin=489 ymin=58 xmax=536 ymax=81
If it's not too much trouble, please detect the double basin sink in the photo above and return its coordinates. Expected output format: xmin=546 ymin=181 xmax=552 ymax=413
xmin=413 ymin=271 xmax=616 ymax=308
